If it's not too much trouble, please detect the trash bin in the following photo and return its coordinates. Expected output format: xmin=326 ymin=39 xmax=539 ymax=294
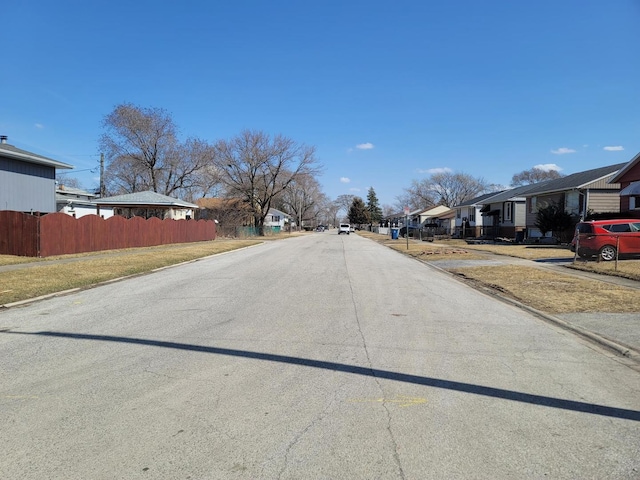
xmin=391 ymin=228 xmax=399 ymax=240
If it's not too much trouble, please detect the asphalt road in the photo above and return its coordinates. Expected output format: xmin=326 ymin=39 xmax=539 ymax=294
xmin=1 ymin=233 xmax=639 ymax=479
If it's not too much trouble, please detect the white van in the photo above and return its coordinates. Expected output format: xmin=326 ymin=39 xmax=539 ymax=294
xmin=338 ymin=223 xmax=350 ymax=235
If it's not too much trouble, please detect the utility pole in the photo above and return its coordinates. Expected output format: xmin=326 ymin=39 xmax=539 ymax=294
xmin=100 ymin=153 xmax=105 ymax=197
xmin=97 ymin=153 xmax=105 ymax=217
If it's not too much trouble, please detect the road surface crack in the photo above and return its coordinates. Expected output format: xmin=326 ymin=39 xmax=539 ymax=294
xmin=342 ymin=245 xmax=406 ymax=479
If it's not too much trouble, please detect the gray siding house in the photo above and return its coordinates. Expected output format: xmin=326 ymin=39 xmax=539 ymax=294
xmin=478 ymin=182 xmax=552 ymax=240
xmin=0 ymin=136 xmax=73 ymax=212
xmin=522 ymin=163 xmax=625 ymax=238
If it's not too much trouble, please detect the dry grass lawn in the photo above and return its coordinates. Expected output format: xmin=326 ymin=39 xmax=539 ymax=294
xmin=449 ymin=264 xmax=640 ymax=314
xmin=0 ymin=239 xmax=261 ymax=305
xmin=568 ymin=259 xmax=640 ymax=282
xmin=435 ymin=239 xmax=574 ymax=260
xmin=357 ymin=231 xmax=489 ymax=261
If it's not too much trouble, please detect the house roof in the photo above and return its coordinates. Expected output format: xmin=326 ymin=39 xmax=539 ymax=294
xmin=56 ymin=186 xmax=98 ymax=206
xmin=609 ymin=152 xmax=640 ymax=184
xmin=268 ymin=207 xmax=290 ymax=218
xmin=56 ymin=185 xmax=98 ymax=198
xmin=455 ymin=191 xmax=504 ymax=208
xmin=418 ymin=205 xmax=453 ymax=218
xmin=94 ymin=191 xmax=199 ymax=208
xmin=479 ymin=181 xmax=553 ymax=204
xmin=620 ymin=181 xmax=640 ymax=196
xmin=0 ymin=141 xmax=73 ymax=169
xmin=520 ymin=163 xmax=626 ymax=196
xmin=195 ymin=197 xmax=247 ymax=209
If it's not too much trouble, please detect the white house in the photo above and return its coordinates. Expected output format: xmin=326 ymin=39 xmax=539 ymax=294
xmin=453 ymin=192 xmax=503 ymax=237
xmin=264 ymin=208 xmax=289 ymax=232
xmin=56 ymin=185 xmax=114 ymax=218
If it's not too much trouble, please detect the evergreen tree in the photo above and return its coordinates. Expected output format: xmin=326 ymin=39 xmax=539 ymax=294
xmin=366 ymin=187 xmax=383 ymax=224
xmin=348 ymin=197 xmax=370 ymax=226
xmin=535 ymin=202 xmax=576 ymax=241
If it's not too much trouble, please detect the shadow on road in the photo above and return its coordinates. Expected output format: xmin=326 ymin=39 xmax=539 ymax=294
xmin=4 ymin=329 xmax=639 ymax=422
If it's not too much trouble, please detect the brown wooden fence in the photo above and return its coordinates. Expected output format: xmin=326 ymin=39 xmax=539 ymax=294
xmin=0 ymin=211 xmax=216 ymax=257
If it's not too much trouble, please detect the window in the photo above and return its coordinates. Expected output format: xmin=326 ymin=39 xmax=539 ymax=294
xmin=530 ymin=197 xmax=537 ymax=213
xmin=631 ymin=195 xmax=640 ymax=209
xmin=468 ymin=208 xmax=475 ymax=222
xmin=504 ymin=202 xmax=513 ymax=222
xmin=273 ymin=215 xmax=280 ymax=222
xmin=606 ymin=223 xmax=631 ymax=233
xmin=456 ymin=209 xmax=461 ymax=219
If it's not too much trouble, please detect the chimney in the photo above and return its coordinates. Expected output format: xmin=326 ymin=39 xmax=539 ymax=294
xmin=0 ymin=136 xmax=7 ymax=144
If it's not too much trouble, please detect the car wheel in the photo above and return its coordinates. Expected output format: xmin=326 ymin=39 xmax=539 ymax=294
xmin=599 ymin=245 xmax=616 ymax=262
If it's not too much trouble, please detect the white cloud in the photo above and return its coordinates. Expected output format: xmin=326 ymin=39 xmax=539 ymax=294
xmin=603 ymin=145 xmax=624 ymax=151
xmin=340 ymin=177 xmax=351 ymax=183
xmin=349 ymin=187 xmax=361 ymax=193
xmin=550 ymin=147 xmax=576 ymax=155
xmin=35 ymin=123 xmax=44 ymax=129
xmin=418 ymin=167 xmax=453 ymax=175
xmin=533 ymin=163 xmax=563 ymax=172
xmin=356 ymin=142 xmax=374 ymax=150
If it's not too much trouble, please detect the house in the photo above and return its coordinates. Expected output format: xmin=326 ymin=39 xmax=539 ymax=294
xmin=421 ymin=206 xmax=456 ymax=236
xmin=477 ymin=182 xmax=551 ymax=240
xmin=609 ymin=152 xmax=640 ymax=215
xmin=56 ymin=185 xmax=114 ymax=219
xmin=263 ymin=208 xmax=290 ymax=232
xmin=94 ymin=191 xmax=199 ymax=220
xmin=453 ymin=192 xmax=503 ymax=238
xmin=0 ymin=135 xmax=73 ymax=213
xmin=522 ymin=163 xmax=625 ymax=238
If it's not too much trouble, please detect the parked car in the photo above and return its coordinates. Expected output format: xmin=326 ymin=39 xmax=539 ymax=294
xmin=571 ymin=219 xmax=640 ymax=261
xmin=399 ymin=226 xmax=419 ymax=238
xmin=338 ymin=223 xmax=350 ymax=235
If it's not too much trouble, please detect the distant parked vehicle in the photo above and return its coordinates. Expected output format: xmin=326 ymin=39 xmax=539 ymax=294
xmin=571 ymin=219 xmax=640 ymax=261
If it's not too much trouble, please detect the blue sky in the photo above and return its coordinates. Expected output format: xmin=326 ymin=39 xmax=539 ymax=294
xmin=2 ymin=0 xmax=639 ymax=207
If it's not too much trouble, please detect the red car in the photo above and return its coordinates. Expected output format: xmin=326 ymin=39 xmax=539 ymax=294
xmin=571 ymin=219 xmax=640 ymax=261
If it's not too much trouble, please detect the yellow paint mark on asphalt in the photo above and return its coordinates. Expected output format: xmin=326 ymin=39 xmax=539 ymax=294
xmin=348 ymin=395 xmax=427 ymax=407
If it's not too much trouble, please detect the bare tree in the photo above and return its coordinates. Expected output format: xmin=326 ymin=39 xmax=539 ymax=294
xmin=334 ymin=194 xmax=355 ymax=219
xmin=429 ymin=172 xmax=490 ymax=207
xmin=100 ymin=103 xmax=216 ymax=198
xmin=511 ymin=167 xmax=564 ymax=186
xmin=213 ymin=130 xmax=321 ymax=234
xmin=402 ymin=172 xmax=489 ymax=209
xmin=396 ymin=181 xmax=437 ymax=212
xmin=55 ymin=175 xmax=84 ymax=190
xmin=279 ymin=174 xmax=324 ymax=230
